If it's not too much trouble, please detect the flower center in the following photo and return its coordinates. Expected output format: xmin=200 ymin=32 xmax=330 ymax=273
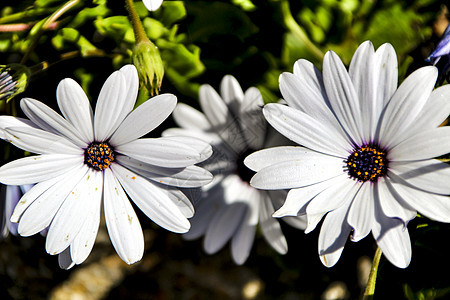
xmin=345 ymin=145 xmax=388 ymax=182
xmin=84 ymin=142 xmax=115 ymax=171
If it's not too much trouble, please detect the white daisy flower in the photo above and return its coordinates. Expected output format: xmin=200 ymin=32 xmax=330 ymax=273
xmin=143 ymin=0 xmax=163 ymax=11
xmin=163 ymin=75 xmax=306 ymax=265
xmin=0 ymin=65 xmax=213 ymax=268
xmin=245 ymin=41 xmax=450 ymax=268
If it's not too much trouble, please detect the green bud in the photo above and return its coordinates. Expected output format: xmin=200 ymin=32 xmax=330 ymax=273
xmin=132 ymin=39 xmax=164 ymax=95
xmin=0 ymin=64 xmax=30 ymax=102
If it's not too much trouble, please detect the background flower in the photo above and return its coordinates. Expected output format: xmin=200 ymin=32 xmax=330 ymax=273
xmin=164 ymin=75 xmax=306 ymax=265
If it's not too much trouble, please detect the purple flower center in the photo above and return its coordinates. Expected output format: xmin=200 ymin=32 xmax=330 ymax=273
xmin=84 ymin=142 xmax=115 ymax=171
xmin=345 ymin=145 xmax=388 ymax=182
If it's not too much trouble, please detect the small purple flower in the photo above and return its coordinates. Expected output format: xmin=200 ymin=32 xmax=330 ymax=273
xmin=427 ymin=25 xmax=450 ymax=84
xmin=427 ymin=25 xmax=450 ymax=65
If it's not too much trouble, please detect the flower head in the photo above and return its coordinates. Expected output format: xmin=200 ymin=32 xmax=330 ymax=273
xmin=0 ymin=65 xmax=212 ymax=268
xmin=0 ymin=64 xmax=29 ymax=102
xmin=164 ymin=75 xmax=306 ymax=265
xmin=246 ymin=41 xmax=450 ymax=268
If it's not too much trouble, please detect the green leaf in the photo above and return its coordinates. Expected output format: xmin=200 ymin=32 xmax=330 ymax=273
xmin=156 ymin=1 xmax=186 ymax=27
xmin=94 ymin=16 xmax=133 ymax=44
xmin=69 ymin=3 xmax=110 ymax=28
xmin=53 ymin=27 xmax=102 ymax=57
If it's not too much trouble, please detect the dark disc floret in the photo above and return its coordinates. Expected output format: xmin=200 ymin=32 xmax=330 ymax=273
xmin=85 ymin=142 xmax=115 ymax=171
xmin=345 ymin=144 xmax=388 ymax=182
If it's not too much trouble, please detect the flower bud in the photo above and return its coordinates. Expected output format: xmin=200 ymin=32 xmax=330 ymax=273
xmin=132 ymin=39 xmax=164 ymax=95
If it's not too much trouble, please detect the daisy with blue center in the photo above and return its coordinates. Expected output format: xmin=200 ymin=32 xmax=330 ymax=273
xmin=245 ymin=41 xmax=450 ymax=268
xmin=0 ymin=65 xmax=213 ymax=268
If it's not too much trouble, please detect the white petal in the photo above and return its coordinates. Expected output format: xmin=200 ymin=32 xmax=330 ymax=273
xmin=199 ymin=84 xmax=229 ymax=130
xmin=259 ymin=192 xmax=288 ymax=254
xmin=119 ymin=64 xmax=139 ymax=111
xmin=4 ymin=126 xmax=82 ymax=155
xmin=104 ymin=168 xmax=144 ymax=264
xmin=306 ymin=176 xmax=360 ymax=215
xmin=245 ymin=146 xmax=322 ymax=172
xmin=375 ymin=177 xmax=416 ymax=225
xmin=0 ymin=154 xmax=83 ymax=185
xmin=116 ymin=137 xmax=208 ymax=168
xmin=111 ymin=163 xmax=190 ymax=233
xmin=70 ymin=171 xmax=103 ymax=265
xmin=172 ymin=103 xmax=210 ymax=130
xmin=405 ymin=85 xmax=450 ymax=142
xmin=183 ymin=186 xmax=223 ymax=240
xmin=152 ymin=182 xmax=195 ymax=218
xmin=290 ymin=59 xmax=329 ymax=111
xmin=250 ymin=155 xmax=344 ymax=190
xmin=143 ymin=0 xmax=163 ymax=11
xmin=0 ymin=116 xmax=37 ymax=140
xmin=263 ymin=103 xmax=350 ymax=157
xmin=57 ymin=78 xmax=94 ymax=143
xmin=376 ymin=66 xmax=438 ymax=149
xmin=17 ymin=165 xmax=87 ymax=237
xmin=20 ymin=98 xmax=87 ymax=148
xmin=109 ymin=94 xmax=177 ymax=146
xmin=373 ymin=43 xmax=398 ymax=108
xmin=388 ymin=127 xmax=450 ymax=161
xmin=93 ymin=70 xmax=128 ymax=141
xmin=280 ymin=72 xmax=350 ymax=145
xmin=389 ymin=159 xmax=450 ymax=195
xmin=349 ymin=41 xmax=377 ymax=140
xmin=220 ymin=75 xmax=244 ymax=115
xmin=204 ymin=202 xmax=247 ymax=254
xmin=159 ymin=135 xmax=213 ymax=163
xmin=347 ymin=183 xmax=373 ymax=242
xmin=116 ymin=155 xmax=212 ymax=188
xmin=162 ymin=127 xmax=223 ymax=148
xmin=58 ymin=247 xmax=75 ymax=270
xmin=11 ymin=173 xmax=69 ymax=223
xmin=318 ymin=201 xmax=352 ymax=267
xmin=239 ymin=87 xmax=266 ymax=149
xmin=204 ymin=177 xmax=254 ymax=254
xmin=45 ymin=168 xmax=101 ymax=255
xmin=372 ymin=199 xmax=411 ymax=268
xmin=323 ymin=50 xmax=363 ymax=145
xmin=273 ymin=176 xmax=347 ymax=217
xmin=231 ymin=190 xmax=259 ymax=265
xmin=387 ymin=173 xmax=450 ymax=223
xmin=305 ymin=212 xmax=327 ymax=234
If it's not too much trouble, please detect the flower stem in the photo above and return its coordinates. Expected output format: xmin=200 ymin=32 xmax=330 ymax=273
xmin=363 ymin=247 xmax=383 ymax=300
xmin=125 ymin=0 xmax=151 ymax=44
xmin=20 ymin=0 xmax=80 ymax=65
xmin=280 ymin=0 xmax=324 ymax=61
